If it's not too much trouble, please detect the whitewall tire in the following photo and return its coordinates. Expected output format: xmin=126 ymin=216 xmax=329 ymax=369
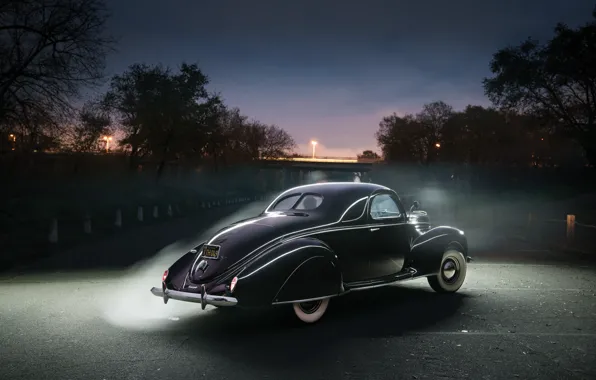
xmin=428 ymin=249 xmax=467 ymax=293
xmin=292 ymin=298 xmax=330 ymax=323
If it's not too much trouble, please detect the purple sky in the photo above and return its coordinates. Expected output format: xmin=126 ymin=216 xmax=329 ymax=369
xmin=102 ymin=0 xmax=595 ymax=157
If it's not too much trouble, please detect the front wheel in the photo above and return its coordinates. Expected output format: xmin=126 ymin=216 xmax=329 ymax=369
xmin=292 ymin=298 xmax=330 ymax=323
xmin=428 ymin=250 xmax=467 ymax=293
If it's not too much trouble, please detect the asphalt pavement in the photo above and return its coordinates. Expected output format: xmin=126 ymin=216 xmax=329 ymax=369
xmin=1 ymin=201 xmax=595 ymax=380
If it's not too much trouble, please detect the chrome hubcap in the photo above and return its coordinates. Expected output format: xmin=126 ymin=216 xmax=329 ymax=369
xmin=441 ymin=258 xmax=459 ymax=283
xmin=298 ymin=300 xmax=323 ymax=314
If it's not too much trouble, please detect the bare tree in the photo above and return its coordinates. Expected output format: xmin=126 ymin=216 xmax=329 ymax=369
xmin=0 ymin=0 xmax=114 ymax=146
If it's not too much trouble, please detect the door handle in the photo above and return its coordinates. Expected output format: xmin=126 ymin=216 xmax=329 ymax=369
xmin=370 ymin=227 xmax=380 ymax=232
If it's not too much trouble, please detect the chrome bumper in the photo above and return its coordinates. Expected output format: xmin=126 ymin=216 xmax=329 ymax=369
xmin=150 ymin=286 xmax=238 ymax=309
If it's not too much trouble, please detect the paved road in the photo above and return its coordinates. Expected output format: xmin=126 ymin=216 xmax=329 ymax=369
xmin=1 ymin=202 xmax=595 ymax=380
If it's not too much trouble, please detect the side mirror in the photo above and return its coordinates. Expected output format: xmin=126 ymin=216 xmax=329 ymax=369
xmin=410 ymin=200 xmax=420 ymax=212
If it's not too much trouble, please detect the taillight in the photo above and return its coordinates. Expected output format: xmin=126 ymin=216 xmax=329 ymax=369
xmin=162 ymin=270 xmax=169 ymax=282
xmin=230 ymin=276 xmax=238 ymax=292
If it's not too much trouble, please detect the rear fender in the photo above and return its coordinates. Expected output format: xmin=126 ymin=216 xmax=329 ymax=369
xmin=233 ymin=237 xmax=341 ymax=307
xmin=163 ymin=243 xmax=204 ymax=290
xmin=408 ymin=226 xmax=467 ymax=276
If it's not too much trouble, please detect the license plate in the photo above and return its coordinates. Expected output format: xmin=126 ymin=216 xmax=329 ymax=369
xmin=202 ymin=245 xmax=220 ymax=259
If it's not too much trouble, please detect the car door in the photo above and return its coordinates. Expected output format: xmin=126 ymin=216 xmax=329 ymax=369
xmin=366 ymin=192 xmax=409 ymax=278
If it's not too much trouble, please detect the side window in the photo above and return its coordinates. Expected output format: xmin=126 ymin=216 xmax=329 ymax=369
xmin=369 ymin=194 xmax=401 ymax=220
xmin=341 ymin=197 xmax=367 ymax=222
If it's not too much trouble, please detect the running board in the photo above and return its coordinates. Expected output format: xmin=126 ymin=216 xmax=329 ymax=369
xmin=344 ymin=268 xmax=417 ymax=291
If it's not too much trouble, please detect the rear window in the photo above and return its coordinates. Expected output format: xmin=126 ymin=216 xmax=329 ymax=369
xmin=270 ymin=193 xmax=324 ymax=211
xmin=294 ymin=194 xmax=323 ymax=210
xmin=271 ymin=194 xmax=301 ymax=210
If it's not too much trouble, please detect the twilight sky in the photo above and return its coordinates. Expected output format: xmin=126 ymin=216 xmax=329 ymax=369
xmin=103 ymin=0 xmax=595 ymax=157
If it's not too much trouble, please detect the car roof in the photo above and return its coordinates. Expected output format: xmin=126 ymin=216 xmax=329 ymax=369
xmin=266 ymin=182 xmax=393 ymax=214
xmin=280 ymin=182 xmax=390 ymax=198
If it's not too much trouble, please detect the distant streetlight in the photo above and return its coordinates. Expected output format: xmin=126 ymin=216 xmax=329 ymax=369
xmin=435 ymin=143 xmax=441 ymax=148
xmin=311 ymin=140 xmax=318 ymax=158
xmin=103 ymin=136 xmax=112 ymax=152
xmin=8 ymin=133 xmax=16 ymax=150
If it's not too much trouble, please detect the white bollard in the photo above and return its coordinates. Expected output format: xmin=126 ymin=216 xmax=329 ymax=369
xmin=48 ymin=218 xmax=58 ymax=243
xmin=207 ymin=202 xmax=211 ymax=208
xmin=137 ymin=206 xmax=144 ymax=222
xmin=83 ymin=214 xmax=92 ymax=234
xmin=153 ymin=205 xmax=159 ymax=218
xmin=167 ymin=204 xmax=173 ymax=217
xmin=115 ymin=209 xmax=122 ymax=228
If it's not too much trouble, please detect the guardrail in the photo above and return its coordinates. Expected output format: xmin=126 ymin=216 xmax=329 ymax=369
xmin=427 ymin=200 xmax=595 ymax=254
xmin=43 ymin=195 xmax=266 ymax=244
xmin=524 ymin=215 xmax=595 ymax=254
xmin=0 ymin=193 xmax=273 ymax=269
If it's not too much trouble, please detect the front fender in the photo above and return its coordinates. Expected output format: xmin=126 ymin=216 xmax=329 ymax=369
xmin=233 ymin=237 xmax=341 ymax=307
xmin=408 ymin=226 xmax=467 ymax=276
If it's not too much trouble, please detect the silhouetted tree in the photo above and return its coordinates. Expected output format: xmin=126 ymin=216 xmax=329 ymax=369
xmin=376 ymin=102 xmax=453 ymax=164
xmin=358 ymin=150 xmax=380 ymax=160
xmin=211 ymin=107 xmax=296 ymax=162
xmin=103 ymin=62 xmax=221 ymax=176
xmin=442 ymin=106 xmax=534 ymax=166
xmin=63 ymin=100 xmax=113 ymax=153
xmin=376 ymin=113 xmax=427 ymax=163
xmin=416 ymin=101 xmax=454 ymax=163
xmin=483 ymin=9 xmax=596 ymax=164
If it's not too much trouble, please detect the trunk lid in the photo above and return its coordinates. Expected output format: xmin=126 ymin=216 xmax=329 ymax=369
xmin=188 ymin=213 xmax=318 ymax=283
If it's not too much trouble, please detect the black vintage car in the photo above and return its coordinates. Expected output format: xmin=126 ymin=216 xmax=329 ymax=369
xmin=150 ymin=182 xmax=471 ymax=323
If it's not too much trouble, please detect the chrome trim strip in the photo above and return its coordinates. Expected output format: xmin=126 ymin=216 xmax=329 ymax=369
xmin=237 ymin=245 xmax=332 ymax=280
xmin=204 ymin=184 xmax=441 ymax=284
xmin=264 ymin=182 xmax=389 ymax=214
xmin=345 ymin=269 xmax=418 ymax=291
xmin=209 ymin=186 xmax=405 ymax=273
xmin=223 ymin=222 xmax=410 ymax=280
xmin=271 ymin=294 xmax=337 ymax=305
xmin=411 ymin=233 xmax=448 ymax=249
xmin=340 ymin=196 xmax=368 ymax=222
xmin=150 ymin=287 xmax=238 ymax=307
xmin=281 ymin=222 xmax=407 ymax=244
xmin=271 ymin=268 xmax=421 ymax=305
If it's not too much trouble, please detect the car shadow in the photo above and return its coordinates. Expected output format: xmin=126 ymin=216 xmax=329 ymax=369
xmin=149 ymin=283 xmax=469 ymax=371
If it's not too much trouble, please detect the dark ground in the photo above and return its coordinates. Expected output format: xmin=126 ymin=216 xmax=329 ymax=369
xmin=1 ymin=201 xmax=595 ymax=380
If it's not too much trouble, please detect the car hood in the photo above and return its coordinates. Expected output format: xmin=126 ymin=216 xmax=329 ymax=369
xmin=188 ymin=213 xmax=323 ymax=283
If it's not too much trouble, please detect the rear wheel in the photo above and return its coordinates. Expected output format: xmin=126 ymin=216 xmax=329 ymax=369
xmin=428 ymin=249 xmax=467 ymax=293
xmin=292 ymin=298 xmax=330 ymax=323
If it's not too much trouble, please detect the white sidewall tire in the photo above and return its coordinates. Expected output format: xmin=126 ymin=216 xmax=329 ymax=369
xmin=293 ymin=298 xmax=330 ymax=323
xmin=428 ymin=250 xmax=467 ymax=293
